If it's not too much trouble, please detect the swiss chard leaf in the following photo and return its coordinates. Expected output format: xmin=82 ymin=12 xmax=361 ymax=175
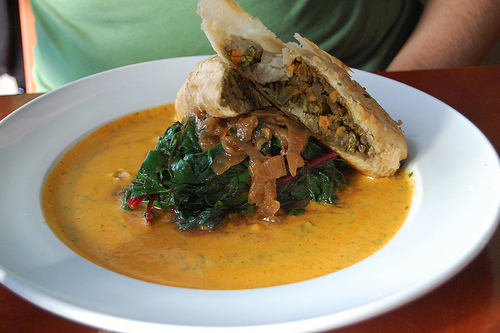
xmin=122 ymin=117 xmax=348 ymax=230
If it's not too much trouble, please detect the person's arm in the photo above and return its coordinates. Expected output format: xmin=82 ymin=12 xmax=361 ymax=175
xmin=386 ymin=0 xmax=500 ymax=71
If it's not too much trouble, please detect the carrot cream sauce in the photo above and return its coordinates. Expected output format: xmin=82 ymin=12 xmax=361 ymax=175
xmin=42 ymin=104 xmax=413 ymax=290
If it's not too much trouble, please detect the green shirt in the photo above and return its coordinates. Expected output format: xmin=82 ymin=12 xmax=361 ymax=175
xmin=31 ymin=0 xmax=422 ymax=92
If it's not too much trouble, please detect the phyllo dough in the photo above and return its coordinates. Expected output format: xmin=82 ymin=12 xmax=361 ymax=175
xmin=180 ymin=0 xmax=407 ymax=178
xmin=175 ymin=55 xmax=270 ymax=119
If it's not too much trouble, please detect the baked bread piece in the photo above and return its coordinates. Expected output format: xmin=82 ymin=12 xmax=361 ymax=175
xmin=187 ymin=0 xmax=407 ymax=178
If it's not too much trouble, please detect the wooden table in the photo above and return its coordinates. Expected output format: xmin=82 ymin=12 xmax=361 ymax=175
xmin=1 ymin=66 xmax=499 ymax=332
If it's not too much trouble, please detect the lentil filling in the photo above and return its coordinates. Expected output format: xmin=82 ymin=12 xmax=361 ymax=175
xmin=219 ymin=68 xmax=270 ymax=112
xmin=224 ymin=36 xmax=373 ymax=158
xmin=262 ymin=59 xmax=374 ymax=158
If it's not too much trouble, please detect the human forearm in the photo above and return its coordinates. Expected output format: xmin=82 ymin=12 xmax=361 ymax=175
xmin=387 ymin=0 xmax=500 ymax=71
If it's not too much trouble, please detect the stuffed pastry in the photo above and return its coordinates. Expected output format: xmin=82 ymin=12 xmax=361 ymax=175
xmin=175 ymin=55 xmax=270 ymax=119
xmin=185 ymin=0 xmax=408 ymax=178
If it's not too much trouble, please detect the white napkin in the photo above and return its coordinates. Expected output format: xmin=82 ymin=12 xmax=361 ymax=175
xmin=0 ymin=73 xmax=20 ymax=95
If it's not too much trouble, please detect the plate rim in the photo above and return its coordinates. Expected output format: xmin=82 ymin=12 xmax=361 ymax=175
xmin=1 ymin=56 xmax=499 ymax=332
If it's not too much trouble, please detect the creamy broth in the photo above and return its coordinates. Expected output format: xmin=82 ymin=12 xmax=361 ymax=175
xmin=42 ymin=104 xmax=413 ymax=290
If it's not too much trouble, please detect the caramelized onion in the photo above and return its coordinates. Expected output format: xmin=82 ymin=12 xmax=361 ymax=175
xmin=248 ymin=159 xmax=281 ymax=219
xmin=191 ymin=110 xmax=312 ymax=222
xmin=211 ymin=136 xmax=247 ymax=175
xmin=235 ymin=115 xmax=258 ymax=142
xmin=211 ymin=150 xmax=247 ymax=175
xmin=284 ymin=120 xmax=307 ymax=176
xmin=197 ymin=115 xmax=225 ymax=151
xmin=252 ymin=155 xmax=287 ymax=182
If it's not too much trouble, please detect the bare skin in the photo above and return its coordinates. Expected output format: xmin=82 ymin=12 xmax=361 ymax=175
xmin=387 ymin=0 xmax=500 ymax=71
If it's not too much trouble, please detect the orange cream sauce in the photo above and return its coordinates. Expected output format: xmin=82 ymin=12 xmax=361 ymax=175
xmin=42 ymin=104 xmax=413 ymax=290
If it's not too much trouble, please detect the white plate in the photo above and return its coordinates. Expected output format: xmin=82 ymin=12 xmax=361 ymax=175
xmin=1 ymin=56 xmax=499 ymax=332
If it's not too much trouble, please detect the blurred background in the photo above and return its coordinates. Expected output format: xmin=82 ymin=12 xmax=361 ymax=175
xmin=1 ymin=1 xmax=24 ymax=94
xmin=1 ymin=0 xmax=499 ymax=95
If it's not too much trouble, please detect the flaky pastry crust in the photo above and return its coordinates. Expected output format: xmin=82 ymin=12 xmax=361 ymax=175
xmin=178 ymin=0 xmax=407 ymax=178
